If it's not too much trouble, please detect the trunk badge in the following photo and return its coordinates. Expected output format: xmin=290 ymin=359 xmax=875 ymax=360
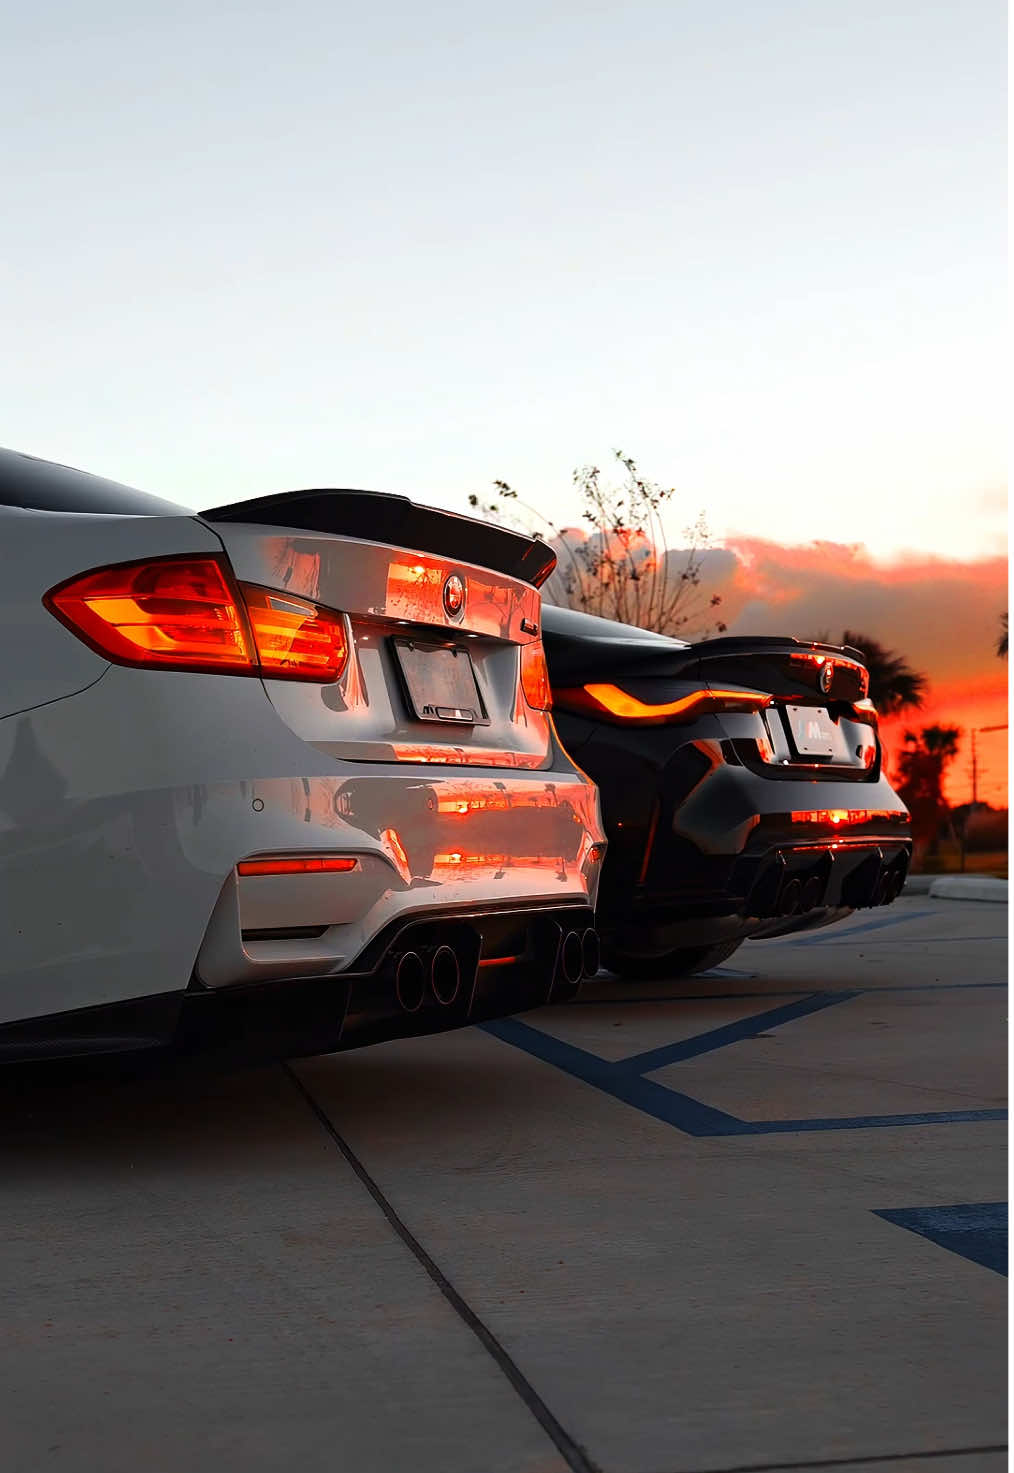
xmin=819 ymin=660 xmax=835 ymax=694
xmin=443 ymin=574 xmax=465 ymax=620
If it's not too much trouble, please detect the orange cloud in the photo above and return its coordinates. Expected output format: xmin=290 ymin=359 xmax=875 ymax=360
xmin=704 ymin=539 xmax=1008 ymax=806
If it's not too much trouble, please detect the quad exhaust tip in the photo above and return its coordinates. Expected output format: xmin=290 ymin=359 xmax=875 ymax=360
xmin=560 ymin=927 xmax=601 ymax=984
xmin=430 ymin=945 xmax=461 ymax=1006
xmin=395 ymin=951 xmax=427 ymax=1013
xmin=394 ymin=923 xmax=600 ymax=1011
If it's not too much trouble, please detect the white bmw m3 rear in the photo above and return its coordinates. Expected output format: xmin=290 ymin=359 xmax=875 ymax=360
xmin=0 ymin=450 xmax=605 ymax=1064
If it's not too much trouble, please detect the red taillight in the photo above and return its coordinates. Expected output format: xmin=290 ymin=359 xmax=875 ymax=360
xmin=790 ymin=809 xmax=908 ymax=826
xmin=240 ymin=585 xmax=348 ymax=682
xmin=45 ymin=556 xmax=255 ymax=673
xmin=237 ymin=856 xmax=359 ymax=876
xmin=520 ymin=639 xmax=552 ymax=710
xmin=45 ymin=556 xmax=348 ymax=682
xmin=557 ymin=683 xmax=770 ymax=725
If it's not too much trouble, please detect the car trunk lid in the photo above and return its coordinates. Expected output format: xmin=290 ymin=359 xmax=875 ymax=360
xmin=200 ymin=490 xmax=556 ymax=768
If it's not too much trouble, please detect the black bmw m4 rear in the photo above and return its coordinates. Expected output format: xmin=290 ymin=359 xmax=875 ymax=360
xmin=543 ymin=606 xmax=912 ymax=979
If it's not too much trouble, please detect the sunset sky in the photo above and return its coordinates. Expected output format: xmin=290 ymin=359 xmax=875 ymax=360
xmin=4 ymin=2 xmax=1006 ymax=797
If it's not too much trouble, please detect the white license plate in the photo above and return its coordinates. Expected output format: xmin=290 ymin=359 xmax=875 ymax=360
xmin=786 ymin=705 xmax=836 ymax=756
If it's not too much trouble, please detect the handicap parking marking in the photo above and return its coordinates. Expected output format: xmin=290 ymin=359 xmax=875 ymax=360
xmin=482 ymin=984 xmax=1008 ymax=1137
xmin=874 ymin=1203 xmax=1008 ymax=1276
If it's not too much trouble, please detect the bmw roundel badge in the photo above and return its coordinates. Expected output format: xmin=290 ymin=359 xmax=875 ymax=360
xmin=443 ymin=574 xmax=465 ymax=620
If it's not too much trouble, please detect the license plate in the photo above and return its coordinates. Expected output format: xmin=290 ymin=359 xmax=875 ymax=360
xmin=786 ymin=704 xmax=836 ymax=756
xmin=393 ymin=639 xmax=487 ymax=725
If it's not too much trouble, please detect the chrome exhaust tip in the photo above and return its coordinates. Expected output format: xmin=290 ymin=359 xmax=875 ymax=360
xmin=560 ymin=930 xmax=584 ymax=985
xmin=430 ymin=945 xmax=461 ymax=1006
xmin=580 ymin=928 xmax=601 ymax=979
xmin=395 ymin=951 xmax=427 ymax=1013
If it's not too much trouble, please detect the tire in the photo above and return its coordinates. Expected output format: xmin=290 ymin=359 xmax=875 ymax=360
xmin=603 ymin=938 xmax=743 ymax=981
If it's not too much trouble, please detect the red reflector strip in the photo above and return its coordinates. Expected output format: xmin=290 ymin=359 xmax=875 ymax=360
xmin=237 ymin=856 xmax=360 ymax=876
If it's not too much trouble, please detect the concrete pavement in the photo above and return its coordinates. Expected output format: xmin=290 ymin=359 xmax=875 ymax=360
xmin=1 ymin=896 xmax=1006 ymax=1473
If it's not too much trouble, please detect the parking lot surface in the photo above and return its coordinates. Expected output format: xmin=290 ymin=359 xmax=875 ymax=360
xmin=2 ymin=896 xmax=1006 ymax=1473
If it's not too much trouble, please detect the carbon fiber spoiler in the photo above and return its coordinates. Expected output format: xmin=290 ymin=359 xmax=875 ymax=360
xmin=200 ymin=488 xmax=557 ymax=590
xmin=690 ymin=635 xmax=867 ymax=664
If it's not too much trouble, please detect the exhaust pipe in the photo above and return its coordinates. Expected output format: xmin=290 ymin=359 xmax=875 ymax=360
xmin=560 ymin=930 xmax=584 ymax=985
xmin=395 ymin=951 xmax=427 ymax=1013
xmin=779 ymin=877 xmax=802 ymax=916
xmin=430 ymin=945 xmax=461 ymax=1006
xmin=800 ymin=875 xmax=824 ymax=912
xmin=580 ymin=928 xmax=601 ymax=979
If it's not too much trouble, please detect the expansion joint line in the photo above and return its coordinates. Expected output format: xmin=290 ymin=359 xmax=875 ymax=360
xmin=284 ymin=1063 xmax=602 ymax=1473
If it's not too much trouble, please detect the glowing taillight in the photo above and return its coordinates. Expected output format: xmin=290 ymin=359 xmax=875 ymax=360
xmin=237 ymin=856 xmax=359 ymax=876
xmin=45 ymin=556 xmax=255 ymax=673
xmin=556 ymin=683 xmax=770 ymax=725
xmin=45 ymin=556 xmax=349 ymax=682
xmin=240 ymin=585 xmax=348 ymax=682
xmin=520 ymin=639 xmax=552 ymax=710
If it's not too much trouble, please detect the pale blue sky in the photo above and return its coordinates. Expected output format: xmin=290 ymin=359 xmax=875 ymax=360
xmin=3 ymin=1 xmax=1005 ymax=558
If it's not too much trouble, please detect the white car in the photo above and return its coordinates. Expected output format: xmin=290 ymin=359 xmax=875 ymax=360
xmin=0 ymin=450 xmax=604 ymax=1065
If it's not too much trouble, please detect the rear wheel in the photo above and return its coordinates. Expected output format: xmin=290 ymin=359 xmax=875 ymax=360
xmin=603 ymin=938 xmax=743 ymax=981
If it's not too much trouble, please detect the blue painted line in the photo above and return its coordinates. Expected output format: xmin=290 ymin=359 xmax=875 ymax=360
xmin=482 ymin=1017 xmax=747 ymax=1135
xmin=746 ymin=1109 xmax=1007 ymax=1134
xmin=575 ymin=989 xmax=811 ymax=1005
xmin=874 ymin=1202 xmax=1008 ymax=1275
xmin=572 ymin=980 xmax=1007 ymax=1007
xmin=611 ymin=991 xmax=858 ymax=1076
xmin=482 ymin=994 xmax=1009 ymax=1139
xmin=815 ymin=935 xmax=1008 ymax=945
xmin=781 ymin=909 xmax=936 ymax=945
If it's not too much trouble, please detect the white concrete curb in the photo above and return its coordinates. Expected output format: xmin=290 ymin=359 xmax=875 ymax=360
xmin=903 ymin=875 xmax=935 ymax=895
xmin=927 ymin=876 xmax=1008 ymax=904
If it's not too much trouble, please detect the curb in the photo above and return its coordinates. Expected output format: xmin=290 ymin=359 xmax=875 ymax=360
xmin=927 ymin=876 xmax=1008 ymax=904
xmin=903 ymin=875 xmax=935 ymax=895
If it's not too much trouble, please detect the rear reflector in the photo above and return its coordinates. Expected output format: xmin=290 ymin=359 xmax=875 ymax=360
xmin=559 ymin=683 xmax=771 ymax=725
xmin=45 ymin=555 xmax=348 ymax=681
xmin=237 ymin=856 xmax=360 ymax=876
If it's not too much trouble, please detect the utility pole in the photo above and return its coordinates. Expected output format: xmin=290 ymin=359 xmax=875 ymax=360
xmin=971 ymin=723 xmax=1008 ymax=806
xmin=961 ymin=724 xmax=1008 ymax=871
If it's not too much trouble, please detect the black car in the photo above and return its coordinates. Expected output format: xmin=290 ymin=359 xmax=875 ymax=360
xmin=543 ymin=605 xmax=912 ymax=978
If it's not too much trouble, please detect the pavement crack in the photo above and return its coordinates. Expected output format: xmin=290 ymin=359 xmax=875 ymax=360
xmin=283 ymin=1062 xmax=602 ymax=1473
xmin=650 ymin=1444 xmax=1008 ymax=1473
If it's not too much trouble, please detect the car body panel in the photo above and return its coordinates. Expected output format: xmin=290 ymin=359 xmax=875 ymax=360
xmin=205 ymin=521 xmax=552 ymax=767
xmin=0 ymin=453 xmax=604 ymax=1055
xmin=543 ymin=604 xmax=911 ymax=963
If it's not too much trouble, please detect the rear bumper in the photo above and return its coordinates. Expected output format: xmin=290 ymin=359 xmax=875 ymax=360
xmin=0 ymin=901 xmax=598 ymax=1066
xmin=555 ymin=710 xmax=910 ymax=957
xmin=0 ymin=668 xmax=603 ymax=1025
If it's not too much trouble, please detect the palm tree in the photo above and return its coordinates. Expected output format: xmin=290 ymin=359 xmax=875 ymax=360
xmin=895 ymin=725 xmax=961 ymax=853
xmin=998 ymin=613 xmax=1008 ymax=659
xmin=840 ymin=630 xmax=927 ymax=716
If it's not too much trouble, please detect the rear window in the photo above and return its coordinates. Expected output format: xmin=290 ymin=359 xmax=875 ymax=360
xmin=0 ymin=448 xmax=188 ymax=515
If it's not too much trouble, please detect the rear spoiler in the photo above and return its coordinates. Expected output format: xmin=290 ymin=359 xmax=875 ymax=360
xmin=200 ymin=488 xmax=557 ymax=589
xmin=690 ymin=635 xmax=867 ymax=665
